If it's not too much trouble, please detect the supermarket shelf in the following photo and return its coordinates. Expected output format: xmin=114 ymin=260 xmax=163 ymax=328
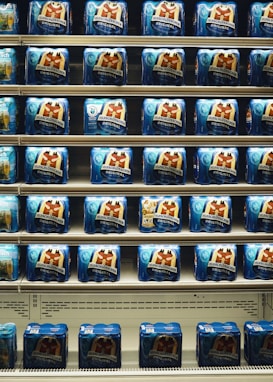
xmin=1 ymin=35 xmax=272 ymax=48
xmin=18 ymin=226 xmax=273 ymax=245
xmin=17 ymin=85 xmax=273 ymax=97
xmin=17 ymin=268 xmax=273 ymax=294
xmin=19 ymin=181 xmax=273 ymax=196
xmin=19 ymin=134 xmax=273 ymax=147
xmin=1 ymin=366 xmax=273 ymax=382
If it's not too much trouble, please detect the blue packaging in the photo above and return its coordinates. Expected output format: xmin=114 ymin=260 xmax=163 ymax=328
xmin=139 ymin=322 xmax=182 ymax=368
xmin=142 ymin=48 xmax=185 ymax=86
xmin=84 ymin=98 xmax=127 ymax=135
xmin=143 ymin=147 xmax=186 ymax=185
xmin=196 ymin=321 xmax=240 ymax=367
xmin=246 ymin=99 xmax=273 ymax=135
xmin=194 ymin=244 xmax=237 ymax=281
xmin=193 ymin=147 xmax=238 ymax=184
xmin=245 ymin=195 xmax=273 ymax=233
xmin=0 ymin=3 xmax=18 ymax=34
xmin=189 ymin=196 xmax=232 ymax=233
xmin=248 ymin=49 xmax=273 ymax=86
xmin=139 ymin=196 xmax=182 ymax=233
xmin=84 ymin=1 xmax=128 ymax=35
xmin=0 ymin=97 xmax=17 ymax=135
xmin=196 ymin=49 xmax=240 ymax=86
xmin=0 ymin=147 xmax=17 ymax=184
xmin=25 ymin=47 xmax=69 ymax=85
xmin=26 ymin=195 xmax=70 ymax=234
xmin=25 ymin=97 xmax=70 ymax=135
xmin=90 ymin=147 xmax=133 ymax=184
xmin=142 ymin=98 xmax=186 ymax=135
xmin=248 ymin=2 xmax=273 ymax=37
xmin=83 ymin=47 xmax=127 ymax=85
xmin=84 ymin=196 xmax=127 ymax=234
xmin=25 ymin=147 xmax=69 ymax=184
xmin=194 ymin=99 xmax=238 ymax=135
xmin=0 ymin=244 xmax=19 ymax=281
xmin=138 ymin=244 xmax=180 ymax=281
xmin=78 ymin=245 xmax=120 ymax=282
xmin=244 ymin=243 xmax=273 ymax=280
xmin=23 ymin=322 xmax=68 ymax=369
xmin=28 ymin=1 xmax=72 ymax=34
xmin=244 ymin=320 xmax=273 ymax=365
xmin=141 ymin=1 xmax=184 ymax=36
xmin=26 ymin=244 xmax=70 ymax=282
xmin=0 ymin=48 xmax=16 ymax=84
xmin=0 ymin=195 xmax=18 ymax=233
xmin=246 ymin=147 xmax=273 ymax=184
xmin=194 ymin=2 xmax=237 ymax=36
xmin=0 ymin=323 xmax=17 ymax=369
xmin=79 ymin=323 xmax=121 ymax=369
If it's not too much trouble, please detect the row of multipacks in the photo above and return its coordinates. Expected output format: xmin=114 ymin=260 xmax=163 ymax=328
xmin=4 ymin=1 xmax=273 ymax=38
xmin=2 ymin=145 xmax=273 ymax=185
xmin=1 ymin=320 xmax=273 ymax=369
xmin=1 ymin=243 xmax=273 ymax=282
xmin=1 ymin=97 xmax=273 ymax=136
xmin=1 ymin=47 xmax=273 ymax=86
xmin=0 ymin=195 xmax=272 ymax=234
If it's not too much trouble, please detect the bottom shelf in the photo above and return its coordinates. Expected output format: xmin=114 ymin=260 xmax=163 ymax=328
xmin=1 ymin=350 xmax=273 ymax=382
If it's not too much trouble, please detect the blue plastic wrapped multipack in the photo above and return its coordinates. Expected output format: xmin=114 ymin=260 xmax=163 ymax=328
xmin=143 ymin=147 xmax=186 ymax=185
xmin=246 ymin=99 xmax=273 ymax=135
xmin=193 ymin=147 xmax=238 ymax=184
xmin=194 ymin=2 xmax=237 ymax=36
xmin=0 ymin=48 xmax=16 ymax=84
xmin=142 ymin=48 xmax=185 ymax=85
xmin=244 ymin=243 xmax=273 ymax=280
xmin=23 ymin=322 xmax=68 ymax=369
xmin=248 ymin=2 xmax=273 ymax=37
xmin=26 ymin=244 xmax=70 ymax=282
xmin=0 ymin=244 xmax=19 ymax=281
xmin=139 ymin=322 xmax=182 ymax=368
xmin=25 ymin=97 xmax=70 ymax=135
xmin=79 ymin=323 xmax=121 ymax=369
xmin=248 ymin=49 xmax=273 ymax=86
xmin=0 ymin=195 xmax=18 ymax=233
xmin=28 ymin=1 xmax=72 ymax=34
xmin=25 ymin=147 xmax=69 ymax=184
xmin=195 ymin=49 xmax=240 ymax=86
xmin=139 ymin=196 xmax=182 ymax=233
xmin=138 ymin=244 xmax=180 ymax=281
xmin=78 ymin=244 xmax=120 ymax=282
xmin=0 ymin=323 xmax=17 ymax=369
xmin=141 ymin=1 xmax=184 ymax=36
xmin=90 ymin=147 xmax=133 ymax=184
xmin=26 ymin=195 xmax=70 ymax=234
xmin=142 ymin=98 xmax=186 ymax=135
xmin=0 ymin=3 xmax=18 ymax=34
xmin=0 ymin=147 xmax=17 ymax=184
xmin=194 ymin=244 xmax=237 ymax=281
xmin=246 ymin=147 xmax=273 ymax=184
xmin=25 ymin=47 xmax=69 ymax=85
xmin=189 ymin=196 xmax=232 ymax=233
xmin=196 ymin=321 xmax=240 ymax=367
xmin=0 ymin=97 xmax=17 ymax=135
xmin=244 ymin=320 xmax=273 ymax=365
xmin=84 ymin=1 xmax=128 ymax=35
xmin=84 ymin=98 xmax=127 ymax=135
xmin=84 ymin=196 xmax=127 ymax=234
xmin=83 ymin=47 xmax=127 ymax=85
xmin=245 ymin=195 xmax=273 ymax=233
xmin=194 ymin=99 xmax=238 ymax=135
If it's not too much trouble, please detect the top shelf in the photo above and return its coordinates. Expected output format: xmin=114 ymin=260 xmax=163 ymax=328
xmin=2 ymin=35 xmax=273 ymax=48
